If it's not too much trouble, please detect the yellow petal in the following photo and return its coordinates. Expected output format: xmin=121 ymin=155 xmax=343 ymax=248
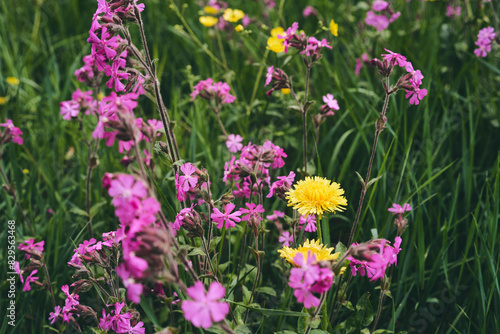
xmin=199 ymin=16 xmax=219 ymax=27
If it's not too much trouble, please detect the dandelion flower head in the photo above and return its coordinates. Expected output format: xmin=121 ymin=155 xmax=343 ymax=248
xmin=286 ymin=176 xmax=347 ymax=219
xmin=278 ymin=239 xmax=340 ymax=266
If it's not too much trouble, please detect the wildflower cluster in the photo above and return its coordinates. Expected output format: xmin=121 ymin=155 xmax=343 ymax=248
xmin=15 ymin=239 xmax=44 ymax=292
xmin=365 ymin=0 xmax=400 ymax=31
xmin=474 ymin=27 xmax=496 ymax=58
xmin=223 ymin=140 xmax=287 ymax=198
xmin=446 ymin=5 xmax=462 ymax=18
xmin=347 ymin=237 xmax=402 ymax=281
xmin=288 ymin=252 xmax=334 ymax=308
xmin=372 ymin=49 xmax=428 ymax=105
xmin=0 ymin=119 xmax=23 ymax=146
xmin=191 ymin=78 xmax=235 ymax=105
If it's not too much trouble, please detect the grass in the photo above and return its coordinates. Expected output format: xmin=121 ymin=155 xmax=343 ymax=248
xmin=0 ymin=0 xmax=499 ymax=333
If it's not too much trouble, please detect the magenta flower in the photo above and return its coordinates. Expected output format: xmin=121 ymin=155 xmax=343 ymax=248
xmin=298 ymin=215 xmax=317 ymax=232
xmin=388 ymin=203 xmax=412 ymax=214
xmin=322 ymin=94 xmax=340 ymax=110
xmin=226 ymin=134 xmax=243 ymax=153
xmin=279 ymin=231 xmax=293 ymax=246
xmin=381 ymin=49 xmax=407 ymax=67
xmin=49 ymin=306 xmax=62 ymax=324
xmin=18 ymin=239 xmax=45 ymax=259
xmin=266 ymin=210 xmax=285 ymax=221
xmin=108 ymin=174 xmax=148 ymax=201
xmin=181 ymin=281 xmax=230 ymax=329
xmin=60 ymin=101 xmax=80 ymax=120
xmin=474 ymin=39 xmax=492 ymax=58
xmin=405 ymin=87 xmax=428 ymax=105
xmin=240 ymin=203 xmax=265 ymax=221
xmin=365 ymin=11 xmax=389 ymax=31
xmin=265 ymin=66 xmax=274 ymax=86
xmin=116 ymin=264 xmax=144 ymax=303
xmin=87 ymin=26 xmax=119 ymax=59
xmin=0 ymin=119 xmax=24 ymax=145
xmin=303 ymin=6 xmax=317 ymax=17
xmin=23 ymin=270 xmax=39 ymax=292
xmin=478 ymin=27 xmax=496 ymax=42
xmin=211 ymin=203 xmax=242 ymax=229
xmin=372 ymin=0 xmax=389 ymax=11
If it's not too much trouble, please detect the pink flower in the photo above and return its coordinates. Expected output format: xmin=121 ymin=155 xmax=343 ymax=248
xmin=303 ymin=6 xmax=317 ymax=17
xmin=267 ymin=171 xmax=295 ymax=198
xmin=240 ymin=202 xmax=265 ymax=222
xmin=279 ymin=231 xmax=293 ymax=246
xmin=388 ymin=203 xmax=412 ymax=214
xmin=108 ymin=174 xmax=148 ymax=201
xmin=18 ymin=239 xmax=45 ymax=259
xmin=226 ymin=134 xmax=243 ymax=153
xmin=266 ymin=210 xmax=285 ymax=221
xmin=181 ymin=281 xmax=230 ymax=329
xmin=322 ymin=94 xmax=340 ymax=110
xmin=60 ymin=101 xmax=80 ymax=120
xmin=0 ymin=119 xmax=24 ymax=145
xmin=478 ymin=27 xmax=496 ymax=42
xmin=365 ymin=11 xmax=389 ymax=31
xmin=23 ymin=270 xmax=39 ymax=291
xmin=405 ymin=88 xmax=428 ymax=105
xmin=372 ymin=0 xmax=389 ymax=11
xmin=298 ymin=215 xmax=317 ymax=232
xmin=211 ymin=203 xmax=242 ymax=229
xmin=381 ymin=49 xmax=407 ymax=67
xmin=49 ymin=306 xmax=62 ymax=324
xmin=116 ymin=264 xmax=144 ymax=303
xmin=265 ymin=66 xmax=274 ymax=86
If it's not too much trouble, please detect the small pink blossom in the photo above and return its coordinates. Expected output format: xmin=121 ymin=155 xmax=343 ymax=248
xmin=211 ymin=203 xmax=242 ymax=229
xmin=303 ymin=6 xmax=317 ymax=17
xmin=388 ymin=203 xmax=412 ymax=214
xmin=226 ymin=134 xmax=243 ymax=152
xmin=322 ymin=94 xmax=340 ymax=110
xmin=23 ymin=270 xmax=39 ymax=291
xmin=279 ymin=231 xmax=293 ymax=246
xmin=181 ymin=281 xmax=230 ymax=329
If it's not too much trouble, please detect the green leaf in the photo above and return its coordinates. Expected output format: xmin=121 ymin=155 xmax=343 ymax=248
xmin=140 ymin=298 xmax=161 ymax=328
xmin=188 ymin=247 xmax=206 ymax=256
xmin=310 ymin=330 xmax=329 ymax=334
xmin=208 ymin=236 xmax=223 ymax=252
xmin=89 ymin=201 xmax=107 ymax=219
xmin=255 ymin=286 xmax=277 ymax=297
xmin=228 ymin=301 xmax=307 ymax=317
xmin=70 ymin=207 xmax=88 ymax=217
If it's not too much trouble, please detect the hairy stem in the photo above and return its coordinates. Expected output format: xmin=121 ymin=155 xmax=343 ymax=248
xmin=347 ymin=86 xmax=391 ymax=246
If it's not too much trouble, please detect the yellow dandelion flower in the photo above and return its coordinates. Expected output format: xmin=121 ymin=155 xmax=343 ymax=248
xmin=270 ymin=27 xmax=284 ymax=38
xmin=6 ymin=77 xmax=20 ymax=86
xmin=223 ymin=8 xmax=245 ymax=23
xmin=199 ymin=16 xmax=219 ymax=27
xmin=0 ymin=97 xmax=6 ymax=105
xmin=329 ymin=19 xmax=338 ymax=37
xmin=235 ymin=24 xmax=244 ymax=32
xmin=22 ymin=169 xmax=29 ymax=174
xmin=97 ymin=92 xmax=104 ymax=101
xmin=204 ymin=6 xmax=218 ymax=15
xmin=286 ymin=176 xmax=347 ymax=219
xmin=281 ymin=88 xmax=291 ymax=95
xmin=267 ymin=36 xmax=285 ymax=53
xmin=278 ymin=239 xmax=340 ymax=266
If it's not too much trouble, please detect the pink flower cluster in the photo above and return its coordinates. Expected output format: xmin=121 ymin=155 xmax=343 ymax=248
xmin=223 ymin=140 xmax=287 ymax=198
xmin=347 ymin=237 xmax=402 ymax=281
xmin=15 ymin=239 xmax=45 ymax=292
xmin=288 ymin=252 xmax=334 ymax=308
xmin=103 ymin=173 xmax=167 ymax=303
xmin=445 ymin=5 xmax=461 ymax=18
xmin=0 ymin=119 xmax=23 ymax=145
xmin=99 ymin=302 xmax=145 ymax=334
xmin=84 ymin=1 xmax=146 ymax=92
xmin=267 ymin=171 xmax=295 ymax=200
xmin=67 ymin=233 xmax=117 ymax=267
xmin=365 ymin=0 xmax=400 ymax=31
xmin=48 ymin=285 xmax=81 ymax=324
xmin=474 ymin=27 xmax=496 ymax=58
xmin=278 ymin=22 xmax=332 ymax=59
xmin=175 ymin=163 xmax=210 ymax=202
xmin=182 ymin=281 xmax=230 ymax=329
xmin=190 ymin=78 xmax=236 ymax=104
xmin=298 ymin=214 xmax=317 ymax=232
xmin=379 ymin=49 xmax=428 ymax=105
